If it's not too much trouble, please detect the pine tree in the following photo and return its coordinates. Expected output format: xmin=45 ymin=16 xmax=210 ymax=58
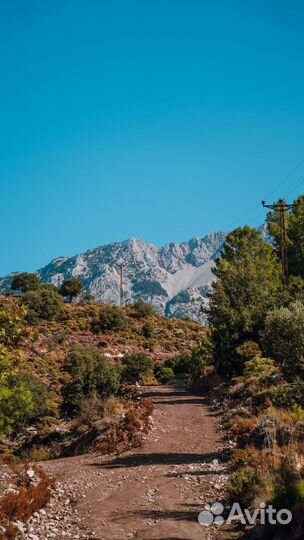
xmin=208 ymin=226 xmax=281 ymax=376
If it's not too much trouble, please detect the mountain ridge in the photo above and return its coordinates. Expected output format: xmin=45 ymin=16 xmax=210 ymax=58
xmin=0 ymin=232 xmax=227 ymax=322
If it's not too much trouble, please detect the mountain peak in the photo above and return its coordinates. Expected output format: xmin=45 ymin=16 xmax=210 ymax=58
xmin=0 ymin=231 xmax=227 ymax=323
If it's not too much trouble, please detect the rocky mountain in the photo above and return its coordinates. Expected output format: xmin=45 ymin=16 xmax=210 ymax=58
xmin=0 ymin=232 xmax=227 ymax=323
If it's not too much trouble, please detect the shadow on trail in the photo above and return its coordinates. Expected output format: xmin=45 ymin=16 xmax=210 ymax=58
xmin=91 ymin=451 xmax=221 ymax=469
xmin=142 ymin=389 xmax=189 ymax=399
xmin=153 ymin=398 xmax=206 ymax=406
xmin=116 ymin=508 xmax=199 ymax=523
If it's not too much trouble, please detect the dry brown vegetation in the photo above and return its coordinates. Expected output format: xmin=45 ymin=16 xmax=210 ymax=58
xmin=0 ymin=462 xmax=53 ymax=540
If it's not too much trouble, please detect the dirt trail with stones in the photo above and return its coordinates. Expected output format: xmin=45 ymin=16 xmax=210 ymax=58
xmin=25 ymin=386 xmax=238 ymax=540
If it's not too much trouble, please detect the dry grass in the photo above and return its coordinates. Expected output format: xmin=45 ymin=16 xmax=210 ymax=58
xmin=0 ymin=467 xmax=54 ymax=540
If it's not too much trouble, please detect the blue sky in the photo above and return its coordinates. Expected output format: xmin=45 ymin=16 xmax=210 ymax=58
xmin=0 ymin=1 xmax=304 ymax=275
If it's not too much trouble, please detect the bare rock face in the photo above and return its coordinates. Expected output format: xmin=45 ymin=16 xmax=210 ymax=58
xmin=0 ymin=232 xmax=227 ymax=323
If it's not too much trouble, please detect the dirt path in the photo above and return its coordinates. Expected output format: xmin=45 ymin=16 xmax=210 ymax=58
xmin=28 ymin=386 xmax=236 ymax=540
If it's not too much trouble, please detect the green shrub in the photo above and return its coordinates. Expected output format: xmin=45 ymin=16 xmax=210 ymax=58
xmin=263 ymin=301 xmax=304 ymax=378
xmin=23 ymin=286 xmax=65 ymax=322
xmin=271 ymin=465 xmax=304 ymax=509
xmin=230 ymin=356 xmax=281 ymax=412
xmin=228 ymin=468 xmax=261 ymax=504
xmin=11 ymin=273 xmax=41 ymax=293
xmin=0 ymin=346 xmax=51 ymax=438
xmin=8 ymin=370 xmax=52 ymax=422
xmin=0 ymin=303 xmax=30 ymax=346
xmin=155 ymin=366 xmax=174 ymax=383
xmin=236 ymin=341 xmax=262 ymax=362
xmin=142 ymin=322 xmax=154 ymax=339
xmin=62 ymin=347 xmax=121 ymax=415
xmin=122 ymin=353 xmax=154 ymax=384
xmin=94 ymin=305 xmax=128 ymax=332
xmin=166 ymin=338 xmax=212 ymax=379
xmin=132 ymin=301 xmax=155 ymax=319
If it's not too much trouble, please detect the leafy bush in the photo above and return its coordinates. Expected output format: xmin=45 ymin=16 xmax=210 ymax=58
xmin=155 ymin=366 xmax=174 ymax=383
xmin=62 ymin=347 xmax=121 ymax=415
xmin=11 ymin=273 xmax=41 ymax=293
xmin=165 ymin=337 xmax=213 ymax=380
xmin=0 ymin=303 xmax=30 ymax=346
xmin=229 ymin=356 xmax=281 ymax=413
xmin=9 ymin=370 xmax=52 ymax=421
xmin=93 ymin=305 xmax=128 ymax=332
xmin=236 ymin=341 xmax=262 ymax=361
xmin=0 ymin=346 xmax=51 ymax=438
xmin=271 ymin=465 xmax=304 ymax=509
xmin=142 ymin=322 xmax=154 ymax=339
xmin=132 ymin=301 xmax=155 ymax=319
xmin=23 ymin=286 xmax=65 ymax=322
xmin=121 ymin=353 xmax=154 ymax=384
xmin=228 ymin=468 xmax=261 ymax=504
xmin=263 ymin=301 xmax=304 ymax=378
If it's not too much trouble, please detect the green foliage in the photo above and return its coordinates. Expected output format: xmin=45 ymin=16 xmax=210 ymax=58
xmin=230 ymin=356 xmax=281 ymax=412
xmin=267 ymin=196 xmax=304 ymax=279
xmin=142 ymin=322 xmax=154 ymax=339
xmin=59 ymin=278 xmax=84 ymax=302
xmin=166 ymin=337 xmax=213 ymax=379
xmin=121 ymin=353 xmax=154 ymax=383
xmin=271 ymin=465 xmax=304 ymax=509
xmin=155 ymin=365 xmax=174 ymax=383
xmin=288 ymin=275 xmax=304 ymax=303
xmin=10 ymin=370 xmax=52 ymax=421
xmin=208 ymin=226 xmax=281 ymax=376
xmin=288 ymin=196 xmax=304 ymax=278
xmin=94 ymin=305 xmax=128 ymax=332
xmin=236 ymin=341 xmax=262 ymax=361
xmin=228 ymin=468 xmax=261 ymax=503
xmin=0 ymin=303 xmax=30 ymax=346
xmin=132 ymin=301 xmax=155 ymax=319
xmin=263 ymin=301 xmax=304 ymax=378
xmin=0 ymin=346 xmax=51 ymax=438
xmin=23 ymin=286 xmax=65 ymax=322
xmin=62 ymin=347 xmax=121 ymax=415
xmin=11 ymin=273 xmax=41 ymax=293
xmin=80 ymin=291 xmax=95 ymax=304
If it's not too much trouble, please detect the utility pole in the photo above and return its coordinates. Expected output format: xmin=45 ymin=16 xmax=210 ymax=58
xmin=262 ymin=199 xmax=295 ymax=290
xmin=118 ymin=262 xmax=125 ymax=306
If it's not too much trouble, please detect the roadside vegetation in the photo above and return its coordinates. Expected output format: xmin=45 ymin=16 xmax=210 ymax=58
xmin=0 ymin=274 xmax=206 ymax=538
xmin=186 ymin=195 xmax=304 ymax=539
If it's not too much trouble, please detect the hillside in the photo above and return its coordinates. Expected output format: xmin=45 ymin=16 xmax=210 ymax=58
xmin=0 ymin=295 xmax=206 ymax=396
xmin=0 ymin=233 xmax=226 ymax=323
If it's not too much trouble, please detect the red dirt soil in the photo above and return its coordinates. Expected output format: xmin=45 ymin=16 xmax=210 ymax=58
xmin=40 ymin=386 xmax=238 ymax=540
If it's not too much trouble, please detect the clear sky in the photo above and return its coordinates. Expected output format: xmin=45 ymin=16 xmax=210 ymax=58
xmin=1 ymin=1 xmax=304 ymax=275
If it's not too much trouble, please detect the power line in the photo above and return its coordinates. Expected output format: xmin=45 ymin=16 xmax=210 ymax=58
xmin=223 ymin=157 xmax=304 ymax=232
xmin=262 ymin=199 xmax=295 ymax=290
xmin=283 ymin=175 xmax=304 ymax=199
xmin=265 ymin=157 xmax=304 ymax=200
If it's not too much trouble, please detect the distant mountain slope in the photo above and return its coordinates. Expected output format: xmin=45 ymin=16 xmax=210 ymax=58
xmin=0 ymin=232 xmax=227 ymax=322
